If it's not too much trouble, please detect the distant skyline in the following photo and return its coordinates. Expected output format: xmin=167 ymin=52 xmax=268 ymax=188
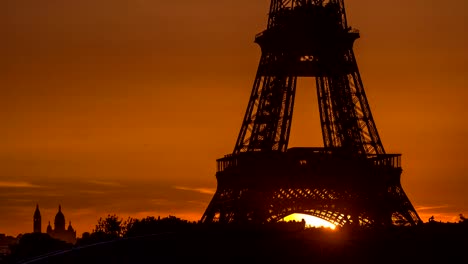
xmin=2 ymin=0 xmax=468 ymax=236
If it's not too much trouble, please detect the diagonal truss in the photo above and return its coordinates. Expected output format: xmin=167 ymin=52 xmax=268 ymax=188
xmin=203 ymin=0 xmax=421 ymax=227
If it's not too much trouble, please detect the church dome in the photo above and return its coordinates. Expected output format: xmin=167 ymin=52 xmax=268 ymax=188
xmin=67 ymin=221 xmax=74 ymax=232
xmin=54 ymin=205 xmax=66 ymax=231
xmin=47 ymin=221 xmax=52 ymax=233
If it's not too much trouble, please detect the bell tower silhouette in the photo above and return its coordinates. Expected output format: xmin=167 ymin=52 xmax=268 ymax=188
xmin=202 ymin=0 xmax=421 ymax=227
xmin=33 ymin=204 xmax=41 ymax=233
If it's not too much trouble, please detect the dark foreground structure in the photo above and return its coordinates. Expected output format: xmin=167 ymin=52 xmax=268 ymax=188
xmin=13 ymin=223 xmax=468 ymax=264
xmin=202 ymin=0 xmax=422 ymax=227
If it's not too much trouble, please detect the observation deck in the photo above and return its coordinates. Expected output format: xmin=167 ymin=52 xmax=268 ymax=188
xmin=217 ymin=148 xmax=401 ymax=173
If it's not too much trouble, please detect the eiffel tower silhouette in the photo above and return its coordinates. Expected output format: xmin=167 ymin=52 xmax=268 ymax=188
xmin=202 ymin=0 xmax=422 ymax=227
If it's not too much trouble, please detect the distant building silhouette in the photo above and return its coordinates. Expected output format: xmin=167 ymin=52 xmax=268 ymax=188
xmin=33 ymin=204 xmax=41 ymax=233
xmin=43 ymin=205 xmax=77 ymax=244
xmin=0 ymin=233 xmax=17 ymax=256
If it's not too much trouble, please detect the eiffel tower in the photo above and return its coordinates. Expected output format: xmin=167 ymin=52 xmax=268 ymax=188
xmin=202 ymin=0 xmax=422 ymax=227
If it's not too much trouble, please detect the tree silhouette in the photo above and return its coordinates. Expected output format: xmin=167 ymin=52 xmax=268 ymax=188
xmin=94 ymin=214 xmax=124 ymax=238
xmin=460 ymin=214 xmax=466 ymax=223
xmin=125 ymin=215 xmax=196 ymax=238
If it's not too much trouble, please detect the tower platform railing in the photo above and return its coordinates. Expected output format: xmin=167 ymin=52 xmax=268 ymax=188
xmin=216 ymin=148 xmax=401 ymax=173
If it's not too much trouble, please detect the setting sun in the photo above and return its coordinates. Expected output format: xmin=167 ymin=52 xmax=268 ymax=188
xmin=283 ymin=214 xmax=336 ymax=230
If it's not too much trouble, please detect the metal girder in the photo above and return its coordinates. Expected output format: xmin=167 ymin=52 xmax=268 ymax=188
xmin=203 ymin=0 xmax=421 ymax=228
xmin=233 ymin=67 xmax=296 ymax=153
xmin=234 ymin=0 xmax=383 ymax=155
xmin=202 ymin=150 xmax=422 ymax=227
xmin=316 ymin=50 xmax=385 ymax=155
xmin=268 ymin=0 xmax=348 ymax=30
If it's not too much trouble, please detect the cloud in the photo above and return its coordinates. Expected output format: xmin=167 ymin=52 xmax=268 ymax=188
xmin=0 ymin=181 xmax=42 ymax=188
xmin=79 ymin=190 xmax=107 ymax=195
xmin=87 ymin=180 xmax=124 ymax=187
xmin=415 ymin=205 xmax=451 ymax=211
xmin=150 ymin=199 xmax=169 ymax=205
xmin=187 ymin=200 xmax=208 ymax=206
xmin=173 ymin=186 xmax=215 ymax=195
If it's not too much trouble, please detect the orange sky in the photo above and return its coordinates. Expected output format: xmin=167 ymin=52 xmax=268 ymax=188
xmin=1 ymin=0 xmax=467 ymax=236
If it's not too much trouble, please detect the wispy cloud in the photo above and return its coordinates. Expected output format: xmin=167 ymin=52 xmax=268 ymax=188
xmin=79 ymin=190 xmax=107 ymax=195
xmin=68 ymin=208 xmax=99 ymax=218
xmin=415 ymin=205 xmax=451 ymax=211
xmin=88 ymin=180 xmax=124 ymax=187
xmin=173 ymin=186 xmax=215 ymax=195
xmin=0 ymin=181 xmax=42 ymax=188
xmin=4 ymin=198 xmax=33 ymax=203
xmin=187 ymin=200 xmax=208 ymax=206
xmin=150 ymin=199 xmax=169 ymax=205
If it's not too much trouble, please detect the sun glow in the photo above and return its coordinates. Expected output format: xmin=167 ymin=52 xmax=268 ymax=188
xmin=283 ymin=214 xmax=336 ymax=230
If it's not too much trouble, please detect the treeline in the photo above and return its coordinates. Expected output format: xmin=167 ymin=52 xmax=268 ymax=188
xmin=3 ymin=215 xmax=198 ymax=264
xmin=77 ymin=215 xmax=198 ymax=246
xmin=4 ymin=215 xmax=468 ymax=264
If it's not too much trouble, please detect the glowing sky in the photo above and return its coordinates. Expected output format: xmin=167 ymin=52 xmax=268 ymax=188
xmin=2 ymin=0 xmax=468 ymax=236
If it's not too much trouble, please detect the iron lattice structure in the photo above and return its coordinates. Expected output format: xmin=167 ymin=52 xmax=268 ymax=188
xmin=202 ymin=0 xmax=422 ymax=227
